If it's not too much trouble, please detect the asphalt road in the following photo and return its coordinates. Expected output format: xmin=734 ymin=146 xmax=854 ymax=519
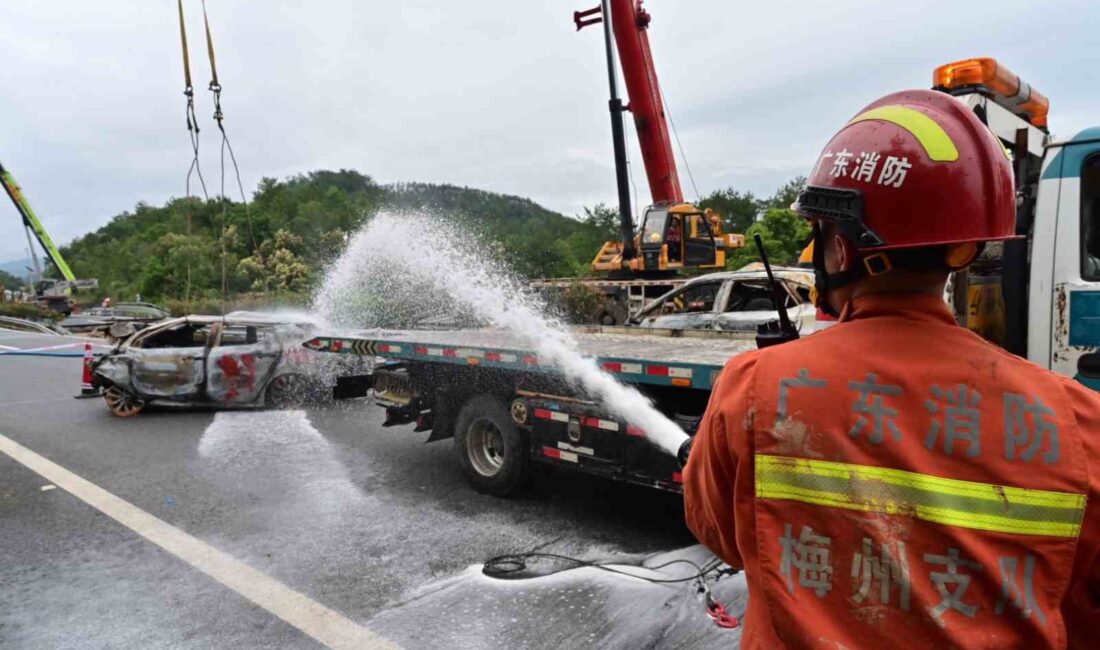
xmin=0 ymin=330 xmax=745 ymax=649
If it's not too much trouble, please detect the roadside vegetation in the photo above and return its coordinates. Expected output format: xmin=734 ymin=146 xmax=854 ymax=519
xmin=56 ymin=170 xmax=810 ymax=312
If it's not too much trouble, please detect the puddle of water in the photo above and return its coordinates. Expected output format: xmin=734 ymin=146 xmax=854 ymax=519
xmin=368 ymin=544 xmax=745 ymax=650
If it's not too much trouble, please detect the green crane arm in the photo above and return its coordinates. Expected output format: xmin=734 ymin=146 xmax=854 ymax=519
xmin=0 ymin=161 xmax=75 ymax=281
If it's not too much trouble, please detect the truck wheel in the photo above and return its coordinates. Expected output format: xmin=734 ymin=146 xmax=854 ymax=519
xmin=104 ymin=385 xmax=145 ymax=418
xmin=453 ymin=395 xmax=529 ymax=496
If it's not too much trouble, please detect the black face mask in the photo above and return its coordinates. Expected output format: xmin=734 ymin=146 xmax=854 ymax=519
xmin=811 ymin=223 xmax=878 ymax=318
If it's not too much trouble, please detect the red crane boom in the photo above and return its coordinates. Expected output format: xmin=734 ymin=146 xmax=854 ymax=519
xmin=607 ymin=0 xmax=681 ymax=204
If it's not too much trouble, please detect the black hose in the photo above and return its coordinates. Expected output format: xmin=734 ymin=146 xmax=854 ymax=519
xmin=483 ymin=551 xmax=728 ymax=585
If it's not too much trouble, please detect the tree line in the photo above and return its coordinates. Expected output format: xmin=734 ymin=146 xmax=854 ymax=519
xmin=57 ymin=169 xmax=810 ymax=310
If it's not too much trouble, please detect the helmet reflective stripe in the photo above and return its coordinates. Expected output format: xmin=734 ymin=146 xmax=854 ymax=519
xmin=846 ymin=106 xmax=960 ymax=162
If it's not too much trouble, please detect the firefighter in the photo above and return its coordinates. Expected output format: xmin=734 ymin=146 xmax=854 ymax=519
xmin=683 ymin=90 xmax=1100 ymax=649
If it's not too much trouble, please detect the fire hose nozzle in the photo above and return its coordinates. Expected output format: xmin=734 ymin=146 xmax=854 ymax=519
xmin=677 ymin=437 xmax=693 ymax=468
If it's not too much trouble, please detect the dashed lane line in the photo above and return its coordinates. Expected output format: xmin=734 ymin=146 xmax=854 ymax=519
xmin=0 ymin=432 xmax=400 ymax=650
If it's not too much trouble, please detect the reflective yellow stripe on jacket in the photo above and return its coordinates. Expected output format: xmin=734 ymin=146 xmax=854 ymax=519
xmin=755 ymin=454 xmax=1086 ymax=538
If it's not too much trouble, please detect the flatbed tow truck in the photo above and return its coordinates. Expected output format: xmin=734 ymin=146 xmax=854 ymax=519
xmin=307 ymin=326 xmax=753 ymax=495
xmin=311 ymin=57 xmax=1100 ymax=496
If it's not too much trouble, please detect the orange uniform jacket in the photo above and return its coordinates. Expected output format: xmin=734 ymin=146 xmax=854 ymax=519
xmin=684 ymin=292 xmax=1100 ymax=649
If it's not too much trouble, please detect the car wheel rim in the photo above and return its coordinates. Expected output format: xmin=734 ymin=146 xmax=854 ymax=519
xmin=466 ymin=418 xmax=505 ymax=478
xmin=104 ymin=385 xmax=144 ymax=417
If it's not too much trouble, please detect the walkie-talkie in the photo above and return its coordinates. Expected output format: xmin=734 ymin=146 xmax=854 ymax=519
xmin=754 ymin=233 xmax=800 ymax=349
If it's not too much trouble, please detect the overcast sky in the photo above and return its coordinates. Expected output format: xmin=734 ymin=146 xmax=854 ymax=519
xmin=1 ymin=0 xmax=1098 ymax=262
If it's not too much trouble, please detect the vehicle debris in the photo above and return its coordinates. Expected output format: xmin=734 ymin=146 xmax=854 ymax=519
xmin=92 ymin=313 xmax=369 ymax=417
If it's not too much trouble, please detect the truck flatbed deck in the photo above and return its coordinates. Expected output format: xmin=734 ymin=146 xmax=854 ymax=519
xmin=305 ymin=326 xmax=756 ymax=391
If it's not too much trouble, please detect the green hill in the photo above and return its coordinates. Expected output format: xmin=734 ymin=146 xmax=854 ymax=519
xmin=60 ymin=170 xmax=607 ymax=306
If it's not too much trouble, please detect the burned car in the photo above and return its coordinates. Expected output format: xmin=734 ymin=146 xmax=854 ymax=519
xmin=629 ymin=267 xmax=815 ymax=332
xmin=92 ymin=313 xmax=367 ymax=417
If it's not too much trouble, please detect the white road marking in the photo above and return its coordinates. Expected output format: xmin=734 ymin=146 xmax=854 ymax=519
xmin=0 ymin=344 xmax=17 ymax=350
xmin=40 ymin=484 xmax=56 ymax=491
xmin=0 ymin=432 xmax=399 ymax=650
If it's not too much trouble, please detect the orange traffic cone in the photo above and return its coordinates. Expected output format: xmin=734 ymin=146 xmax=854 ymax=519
xmin=75 ymin=342 xmax=100 ymax=398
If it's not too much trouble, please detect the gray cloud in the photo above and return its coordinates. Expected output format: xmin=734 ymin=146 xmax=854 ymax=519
xmin=1 ymin=0 xmax=1097 ymax=260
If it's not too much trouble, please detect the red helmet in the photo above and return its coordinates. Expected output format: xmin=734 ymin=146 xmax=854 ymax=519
xmin=792 ymin=89 xmax=1015 ymax=251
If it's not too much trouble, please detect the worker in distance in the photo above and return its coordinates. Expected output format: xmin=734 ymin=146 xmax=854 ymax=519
xmin=683 ymin=89 xmax=1100 ymax=649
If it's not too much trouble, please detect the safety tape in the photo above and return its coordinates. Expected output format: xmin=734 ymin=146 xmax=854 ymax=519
xmin=755 ymin=454 xmax=1086 ymax=538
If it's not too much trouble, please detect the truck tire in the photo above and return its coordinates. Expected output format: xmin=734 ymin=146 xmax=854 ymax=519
xmin=453 ymin=395 xmax=529 ymax=496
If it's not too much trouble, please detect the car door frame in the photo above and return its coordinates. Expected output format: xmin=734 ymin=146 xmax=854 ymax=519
xmin=205 ymin=321 xmax=284 ymax=404
xmin=639 ymin=279 xmax=730 ymax=330
xmin=126 ymin=318 xmax=215 ymax=400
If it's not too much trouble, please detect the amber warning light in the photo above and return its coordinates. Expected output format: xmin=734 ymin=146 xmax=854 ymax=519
xmin=933 ymin=57 xmax=1049 ymax=129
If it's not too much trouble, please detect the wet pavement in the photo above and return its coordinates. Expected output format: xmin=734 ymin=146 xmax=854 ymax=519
xmin=0 ymin=331 xmax=743 ymax=649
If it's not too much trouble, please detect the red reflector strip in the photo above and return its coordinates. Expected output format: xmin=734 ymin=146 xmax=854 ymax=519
xmin=331 ymin=340 xmax=343 ymax=352
xmin=378 ymin=344 xmax=392 ymax=353
xmin=626 ymin=425 xmax=646 ymax=437
xmin=443 ymin=349 xmax=457 ymax=357
xmin=672 ymin=471 xmax=684 ymax=483
xmin=604 ymin=361 xmax=642 ymax=374
xmin=647 ymin=365 xmax=669 ymax=376
xmin=580 ymin=416 xmax=619 ymax=432
xmin=523 ymin=355 xmax=538 ymax=365
xmin=414 ymin=346 xmax=427 ymax=355
xmin=541 ymin=446 xmax=579 ymax=462
xmin=542 ymin=446 xmax=577 ymax=463
xmin=534 ymin=408 xmax=553 ymax=420
xmin=485 ymin=352 xmax=502 ymax=362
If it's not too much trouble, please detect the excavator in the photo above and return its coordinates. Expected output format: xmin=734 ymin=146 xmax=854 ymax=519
xmin=0 ymin=161 xmax=97 ymax=313
xmin=576 ymin=0 xmax=743 ymax=278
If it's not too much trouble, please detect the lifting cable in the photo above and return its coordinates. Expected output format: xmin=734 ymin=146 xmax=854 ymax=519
xmin=177 ymin=0 xmax=209 ymax=205
xmin=177 ymin=0 xmax=256 ymax=311
xmin=661 ymin=93 xmax=700 ymax=203
xmin=201 ymin=0 xmax=255 ymax=251
xmin=177 ymin=0 xmax=208 ymax=304
xmin=199 ymin=0 xmax=229 ymax=311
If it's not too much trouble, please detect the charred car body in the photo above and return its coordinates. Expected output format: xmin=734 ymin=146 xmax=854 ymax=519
xmin=629 ymin=267 xmax=815 ymax=332
xmin=92 ymin=313 xmax=367 ymax=417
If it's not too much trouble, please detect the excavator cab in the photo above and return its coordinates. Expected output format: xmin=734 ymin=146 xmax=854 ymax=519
xmin=638 ymin=203 xmax=721 ymax=271
xmin=590 ymin=202 xmax=742 ymax=276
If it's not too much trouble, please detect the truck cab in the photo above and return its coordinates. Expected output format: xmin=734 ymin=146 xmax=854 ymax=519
xmin=933 ymin=58 xmax=1100 ymax=389
xmin=1031 ymin=127 xmax=1100 ymax=387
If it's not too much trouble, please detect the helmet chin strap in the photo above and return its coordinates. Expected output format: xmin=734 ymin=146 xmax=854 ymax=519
xmin=811 ymin=224 xmax=888 ymax=318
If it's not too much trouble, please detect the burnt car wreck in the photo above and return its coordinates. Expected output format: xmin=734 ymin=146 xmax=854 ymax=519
xmin=92 ymin=313 xmax=366 ymax=417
